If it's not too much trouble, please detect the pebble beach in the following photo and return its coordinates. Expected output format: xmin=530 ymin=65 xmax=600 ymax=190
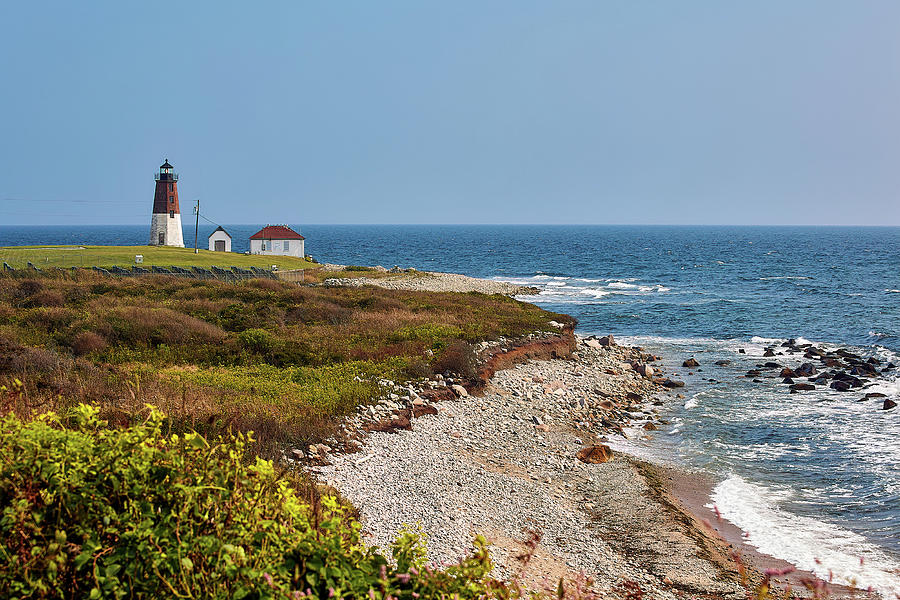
xmin=312 ymin=336 xmax=801 ymax=598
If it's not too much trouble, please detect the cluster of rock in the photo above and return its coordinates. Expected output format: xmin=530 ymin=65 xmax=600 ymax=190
xmin=734 ymin=339 xmax=898 ymax=410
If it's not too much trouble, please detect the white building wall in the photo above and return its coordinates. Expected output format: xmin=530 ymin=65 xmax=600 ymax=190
xmin=149 ymin=213 xmax=185 ymax=247
xmin=250 ymin=238 xmax=304 ymax=257
xmin=208 ymin=231 xmax=232 ymax=252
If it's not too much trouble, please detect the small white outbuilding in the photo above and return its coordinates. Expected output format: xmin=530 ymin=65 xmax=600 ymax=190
xmin=249 ymin=225 xmax=305 ymax=258
xmin=208 ymin=226 xmax=232 ymax=252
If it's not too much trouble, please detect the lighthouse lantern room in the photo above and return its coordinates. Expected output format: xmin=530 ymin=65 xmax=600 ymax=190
xmin=149 ymin=159 xmax=185 ymax=247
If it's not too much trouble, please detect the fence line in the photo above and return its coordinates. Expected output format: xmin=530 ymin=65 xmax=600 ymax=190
xmin=0 ymin=262 xmax=282 ymax=282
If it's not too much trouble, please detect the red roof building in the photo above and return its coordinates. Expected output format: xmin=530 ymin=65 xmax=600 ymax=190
xmin=249 ymin=225 xmax=305 ymax=240
xmin=249 ymin=225 xmax=305 ymax=258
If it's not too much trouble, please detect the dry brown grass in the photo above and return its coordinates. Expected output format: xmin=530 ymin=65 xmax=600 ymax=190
xmin=0 ymin=271 xmax=575 ymax=456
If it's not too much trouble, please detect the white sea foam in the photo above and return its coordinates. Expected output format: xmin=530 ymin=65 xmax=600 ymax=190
xmin=710 ymin=475 xmax=900 ymax=598
xmin=683 ymin=397 xmax=699 ymax=409
xmin=886 ymin=289 xmax=900 ymax=294
xmin=497 ymin=274 xmax=672 ymax=305
xmin=578 ymin=288 xmax=612 ymax=298
xmin=747 ymin=335 xmax=814 ymax=347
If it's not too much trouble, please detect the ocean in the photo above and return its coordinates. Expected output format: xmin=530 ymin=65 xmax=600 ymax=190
xmin=2 ymin=224 xmax=899 ymax=593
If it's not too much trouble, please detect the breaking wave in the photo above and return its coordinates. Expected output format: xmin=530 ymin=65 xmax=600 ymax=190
xmin=711 ymin=475 xmax=900 ymax=598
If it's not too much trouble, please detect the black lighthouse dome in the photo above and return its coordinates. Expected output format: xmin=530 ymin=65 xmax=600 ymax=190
xmin=155 ymin=159 xmax=177 ymax=181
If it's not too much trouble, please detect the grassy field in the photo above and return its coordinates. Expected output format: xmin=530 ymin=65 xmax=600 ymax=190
xmin=0 ymin=271 xmax=573 ymax=457
xmin=0 ymin=244 xmax=317 ymax=270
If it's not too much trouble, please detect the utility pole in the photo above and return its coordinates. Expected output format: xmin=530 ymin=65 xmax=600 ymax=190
xmin=193 ymin=200 xmax=200 ymax=254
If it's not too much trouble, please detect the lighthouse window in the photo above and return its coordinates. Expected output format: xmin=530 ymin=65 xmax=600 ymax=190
xmin=169 ymin=210 xmax=174 ymax=218
xmin=168 ymin=183 xmax=173 ymax=191
xmin=169 ymin=196 xmax=174 ymax=203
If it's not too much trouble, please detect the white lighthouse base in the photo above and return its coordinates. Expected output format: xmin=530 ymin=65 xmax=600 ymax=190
xmin=149 ymin=213 xmax=185 ymax=247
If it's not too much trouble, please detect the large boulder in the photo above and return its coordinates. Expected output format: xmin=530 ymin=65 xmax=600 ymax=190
xmin=598 ymin=335 xmax=615 ymax=347
xmin=780 ymin=367 xmax=797 ymax=378
xmin=682 ymin=358 xmax=700 ymax=368
xmin=830 ymin=380 xmax=852 ymax=392
xmin=633 ymin=363 xmax=654 ymax=378
xmin=790 ymin=383 xmax=816 ymax=392
xmin=663 ymin=378 xmax=685 ymax=388
xmin=884 ymin=399 xmax=897 ymax=410
xmin=795 ymin=363 xmax=818 ymax=377
xmin=576 ymin=445 xmax=613 ymax=464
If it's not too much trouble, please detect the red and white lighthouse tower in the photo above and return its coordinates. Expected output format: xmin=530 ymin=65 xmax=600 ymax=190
xmin=149 ymin=159 xmax=185 ymax=247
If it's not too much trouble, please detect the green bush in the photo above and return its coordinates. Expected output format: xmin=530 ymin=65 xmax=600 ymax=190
xmin=0 ymin=405 xmax=507 ymax=599
xmin=238 ymin=328 xmax=276 ymax=353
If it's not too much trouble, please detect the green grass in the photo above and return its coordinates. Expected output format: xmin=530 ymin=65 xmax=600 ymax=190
xmin=0 ymin=245 xmax=317 ymax=270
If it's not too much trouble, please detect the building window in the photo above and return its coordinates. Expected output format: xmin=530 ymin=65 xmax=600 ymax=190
xmin=283 ymin=240 xmax=290 ymax=251
xmin=261 ymin=241 xmax=266 ymax=251
xmin=169 ymin=210 xmax=174 ymax=218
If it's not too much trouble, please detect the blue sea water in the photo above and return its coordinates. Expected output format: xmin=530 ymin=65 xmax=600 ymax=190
xmin=2 ymin=224 xmax=899 ymax=593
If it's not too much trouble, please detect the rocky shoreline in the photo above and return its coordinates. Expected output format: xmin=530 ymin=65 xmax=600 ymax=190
xmin=287 ymin=312 xmax=884 ymax=598
xmin=302 ymin=333 xmax=826 ymax=598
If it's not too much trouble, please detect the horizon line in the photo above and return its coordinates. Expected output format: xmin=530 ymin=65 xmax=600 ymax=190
xmin=2 ymin=223 xmax=900 ymax=228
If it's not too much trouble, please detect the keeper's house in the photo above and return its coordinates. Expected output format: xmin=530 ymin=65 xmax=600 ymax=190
xmin=249 ymin=225 xmax=305 ymax=258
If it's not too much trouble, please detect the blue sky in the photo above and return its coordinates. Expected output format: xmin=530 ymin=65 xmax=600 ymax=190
xmin=1 ymin=2 xmax=898 ymax=225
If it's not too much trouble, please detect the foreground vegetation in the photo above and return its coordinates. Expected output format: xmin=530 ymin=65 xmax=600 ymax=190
xmin=0 ymin=403 xmax=509 ymax=599
xmin=0 ymin=270 xmax=573 ymax=456
xmin=0 ymin=245 xmax=316 ymax=270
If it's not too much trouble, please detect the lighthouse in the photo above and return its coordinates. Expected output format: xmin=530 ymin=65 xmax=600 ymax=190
xmin=149 ymin=159 xmax=185 ymax=247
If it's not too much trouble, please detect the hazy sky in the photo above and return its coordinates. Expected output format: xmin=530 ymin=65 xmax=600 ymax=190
xmin=2 ymin=2 xmax=899 ymax=225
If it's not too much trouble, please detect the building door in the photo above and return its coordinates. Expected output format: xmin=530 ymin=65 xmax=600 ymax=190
xmin=215 ymin=240 xmax=225 ymax=252
xmin=158 ymin=232 xmax=164 ymax=245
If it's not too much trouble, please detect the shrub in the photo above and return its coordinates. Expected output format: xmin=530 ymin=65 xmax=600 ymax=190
xmin=238 ymin=328 xmax=275 ymax=353
xmin=71 ymin=331 xmax=107 ymax=356
xmin=247 ymin=278 xmax=286 ymax=292
xmin=24 ymin=290 xmax=65 ymax=307
xmin=433 ymin=340 xmax=478 ymax=379
xmin=0 ymin=405 xmax=507 ymax=599
xmin=21 ymin=307 xmax=78 ymax=331
xmin=404 ymin=357 xmax=434 ymax=379
xmin=0 ymin=337 xmax=62 ymax=375
xmin=100 ymin=307 xmax=226 ymax=346
xmin=15 ymin=279 xmax=43 ymax=298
